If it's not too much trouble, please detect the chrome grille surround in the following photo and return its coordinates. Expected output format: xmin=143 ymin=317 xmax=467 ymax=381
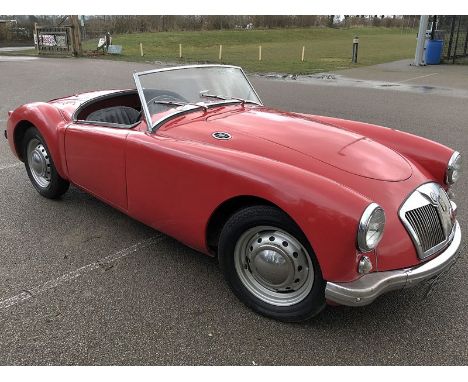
xmin=399 ymin=182 xmax=456 ymax=260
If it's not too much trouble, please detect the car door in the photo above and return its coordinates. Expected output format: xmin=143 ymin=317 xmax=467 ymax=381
xmin=64 ymin=123 xmax=129 ymax=211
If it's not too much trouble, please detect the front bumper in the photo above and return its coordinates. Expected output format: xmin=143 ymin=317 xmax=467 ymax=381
xmin=325 ymin=221 xmax=462 ymax=306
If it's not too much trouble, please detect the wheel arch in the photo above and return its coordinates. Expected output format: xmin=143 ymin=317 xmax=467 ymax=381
xmin=7 ymin=103 xmax=69 ymax=178
xmin=13 ymin=120 xmax=35 ymax=161
xmin=205 ymin=195 xmax=306 ymax=256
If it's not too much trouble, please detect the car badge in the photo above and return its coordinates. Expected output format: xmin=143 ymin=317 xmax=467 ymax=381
xmin=212 ymin=132 xmax=231 ymax=140
xmin=419 ymin=189 xmax=440 ymax=207
xmin=429 ymin=191 xmax=439 ymax=205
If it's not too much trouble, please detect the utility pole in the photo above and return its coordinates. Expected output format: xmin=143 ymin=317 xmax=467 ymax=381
xmin=70 ymin=15 xmax=83 ymax=56
xmin=414 ymin=15 xmax=429 ymax=66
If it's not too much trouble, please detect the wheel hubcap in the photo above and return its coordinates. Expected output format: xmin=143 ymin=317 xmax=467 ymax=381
xmin=27 ymin=138 xmax=51 ymax=188
xmin=234 ymin=226 xmax=314 ymax=306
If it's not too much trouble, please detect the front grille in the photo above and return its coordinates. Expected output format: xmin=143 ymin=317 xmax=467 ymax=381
xmin=405 ymin=204 xmax=446 ymax=252
xmin=399 ymin=182 xmax=455 ymax=260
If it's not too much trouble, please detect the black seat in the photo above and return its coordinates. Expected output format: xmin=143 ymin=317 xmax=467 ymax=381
xmin=86 ymin=106 xmax=140 ymax=125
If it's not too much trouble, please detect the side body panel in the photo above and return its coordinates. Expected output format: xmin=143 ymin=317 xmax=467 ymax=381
xmin=64 ymin=123 xmax=130 ymax=210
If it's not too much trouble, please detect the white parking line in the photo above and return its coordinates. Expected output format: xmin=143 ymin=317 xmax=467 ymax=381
xmin=398 ymin=73 xmax=438 ymax=83
xmin=0 ymin=56 xmax=39 ymax=62
xmin=0 ymin=235 xmax=162 ymax=310
xmin=0 ymin=163 xmax=21 ymax=171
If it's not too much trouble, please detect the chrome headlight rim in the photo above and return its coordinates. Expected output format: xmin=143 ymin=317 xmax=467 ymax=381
xmin=446 ymin=151 xmax=461 ymax=186
xmin=357 ymin=203 xmax=386 ymax=253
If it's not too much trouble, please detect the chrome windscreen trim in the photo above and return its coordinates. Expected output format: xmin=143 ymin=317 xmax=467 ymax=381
xmin=133 ymin=72 xmax=153 ymax=133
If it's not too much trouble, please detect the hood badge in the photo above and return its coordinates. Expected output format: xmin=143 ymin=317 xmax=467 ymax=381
xmin=212 ymin=132 xmax=231 ymax=140
xmin=419 ymin=189 xmax=440 ymax=207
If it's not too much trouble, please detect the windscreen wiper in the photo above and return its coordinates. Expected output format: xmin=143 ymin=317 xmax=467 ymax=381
xmin=199 ymin=91 xmax=260 ymax=106
xmin=154 ymin=100 xmax=208 ymax=112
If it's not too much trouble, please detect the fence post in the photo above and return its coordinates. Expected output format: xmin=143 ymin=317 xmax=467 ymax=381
xmin=446 ymin=17 xmax=456 ymax=62
xmin=34 ymin=22 xmax=38 ymax=52
xmin=259 ymin=45 xmax=262 ymax=61
xmin=464 ymin=24 xmax=468 ymax=56
xmin=452 ymin=16 xmax=462 ymax=64
xmin=352 ymin=36 xmax=359 ymax=63
xmin=301 ymin=46 xmax=305 ymax=62
xmin=179 ymin=43 xmax=182 ymax=58
xmin=219 ymin=44 xmax=223 ymax=60
xmin=140 ymin=42 xmax=144 ymax=57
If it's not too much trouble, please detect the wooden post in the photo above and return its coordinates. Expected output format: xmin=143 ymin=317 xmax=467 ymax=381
xmin=140 ymin=42 xmax=144 ymax=57
xmin=179 ymin=43 xmax=182 ymax=58
xmin=70 ymin=15 xmax=83 ymax=56
xmin=259 ymin=45 xmax=262 ymax=61
xmin=301 ymin=46 xmax=305 ymax=62
xmin=219 ymin=44 xmax=223 ymax=60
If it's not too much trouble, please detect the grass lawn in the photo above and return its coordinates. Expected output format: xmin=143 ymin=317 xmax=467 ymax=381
xmin=5 ymin=27 xmax=418 ymax=74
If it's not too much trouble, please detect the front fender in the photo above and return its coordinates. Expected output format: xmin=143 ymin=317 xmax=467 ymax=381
xmin=126 ymin=134 xmax=373 ymax=283
xmin=7 ymin=102 xmax=68 ymax=178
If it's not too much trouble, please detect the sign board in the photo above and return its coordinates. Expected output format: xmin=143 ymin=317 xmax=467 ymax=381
xmin=107 ymin=45 xmax=122 ymax=54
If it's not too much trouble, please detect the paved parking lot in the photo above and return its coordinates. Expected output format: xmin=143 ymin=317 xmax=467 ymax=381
xmin=0 ymin=56 xmax=467 ymax=365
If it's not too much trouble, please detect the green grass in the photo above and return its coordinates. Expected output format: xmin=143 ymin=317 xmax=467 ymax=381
xmin=4 ymin=27 xmax=419 ymax=74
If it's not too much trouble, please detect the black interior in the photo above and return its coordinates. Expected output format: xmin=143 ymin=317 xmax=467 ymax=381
xmin=75 ymin=90 xmax=142 ymax=127
xmin=75 ymin=89 xmax=190 ymax=128
xmin=86 ymin=106 xmax=141 ymax=125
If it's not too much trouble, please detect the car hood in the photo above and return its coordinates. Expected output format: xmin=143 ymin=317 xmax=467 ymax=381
xmin=160 ymin=106 xmax=413 ymax=182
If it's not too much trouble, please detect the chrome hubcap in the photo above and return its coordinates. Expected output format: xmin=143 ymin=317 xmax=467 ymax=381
xmin=234 ymin=226 xmax=314 ymax=306
xmin=27 ymin=138 xmax=51 ymax=188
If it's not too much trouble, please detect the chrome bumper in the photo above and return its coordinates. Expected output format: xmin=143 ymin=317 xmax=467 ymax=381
xmin=325 ymin=221 xmax=462 ymax=306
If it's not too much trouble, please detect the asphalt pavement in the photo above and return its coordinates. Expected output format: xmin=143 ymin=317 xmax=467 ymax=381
xmin=0 ymin=56 xmax=467 ymax=365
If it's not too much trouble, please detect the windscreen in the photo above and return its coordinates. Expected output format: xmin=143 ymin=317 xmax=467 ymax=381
xmin=135 ymin=66 xmax=261 ymax=127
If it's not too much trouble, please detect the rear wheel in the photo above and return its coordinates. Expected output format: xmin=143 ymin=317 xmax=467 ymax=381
xmin=218 ymin=205 xmax=326 ymax=322
xmin=22 ymin=127 xmax=69 ymax=199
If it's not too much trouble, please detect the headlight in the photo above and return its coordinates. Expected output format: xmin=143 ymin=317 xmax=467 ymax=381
xmin=357 ymin=203 xmax=386 ymax=252
xmin=446 ymin=151 xmax=461 ymax=186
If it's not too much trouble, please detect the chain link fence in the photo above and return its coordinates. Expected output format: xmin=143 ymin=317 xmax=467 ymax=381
xmin=437 ymin=16 xmax=468 ymax=63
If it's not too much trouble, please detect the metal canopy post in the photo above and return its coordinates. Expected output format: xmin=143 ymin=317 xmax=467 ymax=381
xmin=414 ymin=15 xmax=429 ymax=66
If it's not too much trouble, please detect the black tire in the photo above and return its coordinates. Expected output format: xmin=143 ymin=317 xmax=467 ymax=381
xmin=22 ymin=127 xmax=69 ymax=199
xmin=218 ymin=205 xmax=326 ymax=322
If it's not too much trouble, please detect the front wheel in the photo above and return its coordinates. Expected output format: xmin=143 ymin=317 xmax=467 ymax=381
xmin=22 ymin=127 xmax=69 ymax=199
xmin=218 ymin=205 xmax=326 ymax=322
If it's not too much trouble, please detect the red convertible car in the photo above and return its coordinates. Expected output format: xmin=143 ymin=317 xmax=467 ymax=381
xmin=5 ymin=65 xmax=462 ymax=321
